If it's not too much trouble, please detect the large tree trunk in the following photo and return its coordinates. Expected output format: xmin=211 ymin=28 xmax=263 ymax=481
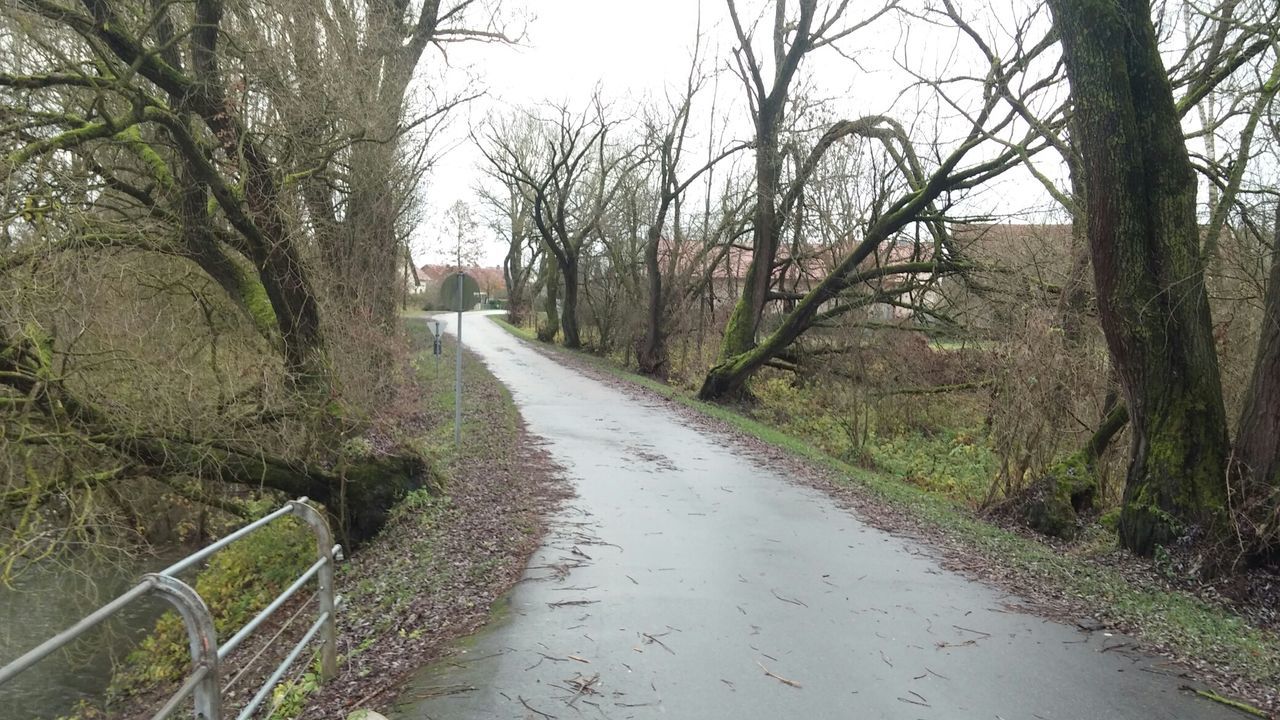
xmin=714 ymin=0 xmax=823 ymax=362
xmin=0 ymin=327 xmax=426 ymax=544
xmin=307 ymin=0 xmax=422 ymax=331
xmin=638 ymin=224 xmax=668 ymax=375
xmin=561 ymin=257 xmax=582 ymax=349
xmin=537 ymin=257 xmax=561 ymax=342
xmin=504 ymin=244 xmax=528 ymax=326
xmin=123 ymin=435 xmax=425 ymax=545
xmin=251 ymin=230 xmax=327 ymax=383
xmin=1232 ymin=205 xmax=1280 ymax=494
xmin=718 ymin=109 xmax=784 ymax=361
xmin=1049 ymin=0 xmax=1230 ymax=556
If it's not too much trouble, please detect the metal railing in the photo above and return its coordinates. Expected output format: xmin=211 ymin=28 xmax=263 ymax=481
xmin=0 ymin=498 xmax=342 ymax=720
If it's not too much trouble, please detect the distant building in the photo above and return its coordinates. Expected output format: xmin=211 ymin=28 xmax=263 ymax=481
xmin=413 ymin=264 xmax=508 ymax=310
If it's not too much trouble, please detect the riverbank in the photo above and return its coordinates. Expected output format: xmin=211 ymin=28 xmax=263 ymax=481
xmin=37 ymin=317 xmax=565 ymax=720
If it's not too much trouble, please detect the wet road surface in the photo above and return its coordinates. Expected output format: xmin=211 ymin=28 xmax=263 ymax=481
xmin=392 ymin=312 xmax=1234 ymax=720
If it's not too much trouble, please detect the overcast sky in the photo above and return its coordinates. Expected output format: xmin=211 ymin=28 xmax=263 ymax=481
xmin=409 ymin=0 xmax=1067 ymax=267
xmin=411 ymin=0 xmax=716 ymax=266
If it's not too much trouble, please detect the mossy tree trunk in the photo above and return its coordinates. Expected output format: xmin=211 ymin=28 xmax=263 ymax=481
xmin=537 ymin=256 xmax=561 ymax=343
xmin=502 ymin=219 xmax=537 ymax=328
xmin=718 ymin=107 xmax=785 ymax=361
xmin=714 ymin=0 xmax=816 ymax=363
xmin=112 ymin=0 xmax=330 ymax=386
xmin=1085 ymin=401 xmax=1130 ymax=466
xmin=0 ymin=327 xmax=427 ymax=544
xmin=1048 ymin=0 xmax=1231 ymax=555
xmin=698 ymin=109 xmax=1024 ymax=399
xmin=699 ymin=245 xmax=949 ymax=399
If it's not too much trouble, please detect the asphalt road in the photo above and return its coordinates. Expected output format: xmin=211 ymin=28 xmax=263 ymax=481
xmin=392 ymin=312 xmax=1234 ymax=720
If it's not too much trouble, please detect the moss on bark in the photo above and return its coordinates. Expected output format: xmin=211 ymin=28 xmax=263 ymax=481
xmin=1049 ymin=0 xmax=1231 ymax=557
xmin=1019 ymin=453 xmax=1098 ymax=541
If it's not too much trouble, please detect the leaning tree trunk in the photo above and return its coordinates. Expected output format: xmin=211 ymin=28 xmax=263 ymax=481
xmin=1049 ymin=0 xmax=1231 ymax=556
xmin=0 ymin=327 xmax=427 ymax=544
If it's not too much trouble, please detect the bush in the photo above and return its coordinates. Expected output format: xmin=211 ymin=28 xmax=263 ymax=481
xmin=111 ymin=514 xmax=314 ymax=693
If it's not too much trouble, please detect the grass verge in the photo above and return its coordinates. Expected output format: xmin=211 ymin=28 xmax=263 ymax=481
xmin=298 ymin=317 xmax=564 ymax=717
xmin=488 ymin=315 xmax=1280 ymax=712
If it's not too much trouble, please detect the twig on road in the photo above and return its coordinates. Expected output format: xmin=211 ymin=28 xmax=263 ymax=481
xmin=519 ymin=695 xmax=557 ymax=719
xmin=1182 ymin=687 xmax=1267 ymax=718
xmin=565 ymin=672 xmax=600 ymax=707
xmin=771 ymin=589 xmax=808 ymax=607
xmin=526 ymin=653 xmax=570 ymax=671
xmin=952 ymin=625 xmax=991 ymax=638
xmin=642 ymin=631 xmax=676 ymax=654
xmin=756 ymin=660 xmax=802 ymax=688
xmin=547 ymin=599 xmax=598 ymax=608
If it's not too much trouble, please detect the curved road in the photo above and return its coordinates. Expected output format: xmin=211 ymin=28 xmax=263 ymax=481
xmin=393 ymin=312 xmax=1234 ymax=720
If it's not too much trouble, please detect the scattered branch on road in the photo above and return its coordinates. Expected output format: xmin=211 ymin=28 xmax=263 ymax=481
xmin=756 ymin=660 xmax=803 ymax=689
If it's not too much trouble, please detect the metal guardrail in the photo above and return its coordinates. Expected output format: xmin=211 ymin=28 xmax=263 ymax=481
xmin=0 ymin=497 xmax=342 ymax=720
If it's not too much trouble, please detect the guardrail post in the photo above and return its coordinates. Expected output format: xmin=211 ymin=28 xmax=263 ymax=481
xmin=288 ymin=498 xmax=338 ymax=682
xmin=146 ymin=574 xmax=221 ymax=720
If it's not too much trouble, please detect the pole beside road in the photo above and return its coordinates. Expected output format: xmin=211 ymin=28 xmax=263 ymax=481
xmin=454 ymin=272 xmax=463 ymax=448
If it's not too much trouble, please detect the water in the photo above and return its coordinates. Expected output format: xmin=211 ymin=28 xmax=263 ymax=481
xmin=0 ymin=555 xmax=175 ymax=720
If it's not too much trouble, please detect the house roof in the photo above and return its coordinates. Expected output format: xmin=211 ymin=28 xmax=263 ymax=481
xmin=652 ymin=223 xmax=1083 ymax=296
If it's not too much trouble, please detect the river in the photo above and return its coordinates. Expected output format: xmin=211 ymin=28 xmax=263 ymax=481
xmin=0 ymin=554 xmax=176 ymax=720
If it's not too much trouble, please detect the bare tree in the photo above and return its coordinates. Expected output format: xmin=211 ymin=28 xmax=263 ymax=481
xmin=636 ymin=35 xmax=747 ymax=375
xmin=477 ymin=116 xmax=543 ymax=325
xmin=480 ymin=98 xmax=642 ymax=348
xmin=0 ymin=0 xmax=497 ymax=556
xmin=699 ymin=3 xmax=1067 ymax=398
xmin=293 ymin=0 xmax=512 ymax=327
xmin=714 ymin=0 xmax=899 ymax=364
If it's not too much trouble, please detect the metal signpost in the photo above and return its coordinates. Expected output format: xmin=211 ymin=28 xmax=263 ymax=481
xmin=433 ymin=320 xmax=442 ymax=380
xmin=455 ymin=269 xmax=463 ymax=448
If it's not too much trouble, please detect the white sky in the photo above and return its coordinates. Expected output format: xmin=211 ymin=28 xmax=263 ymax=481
xmin=408 ymin=0 xmax=1069 ymax=267
xmin=412 ymin=0 xmax=718 ymax=266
